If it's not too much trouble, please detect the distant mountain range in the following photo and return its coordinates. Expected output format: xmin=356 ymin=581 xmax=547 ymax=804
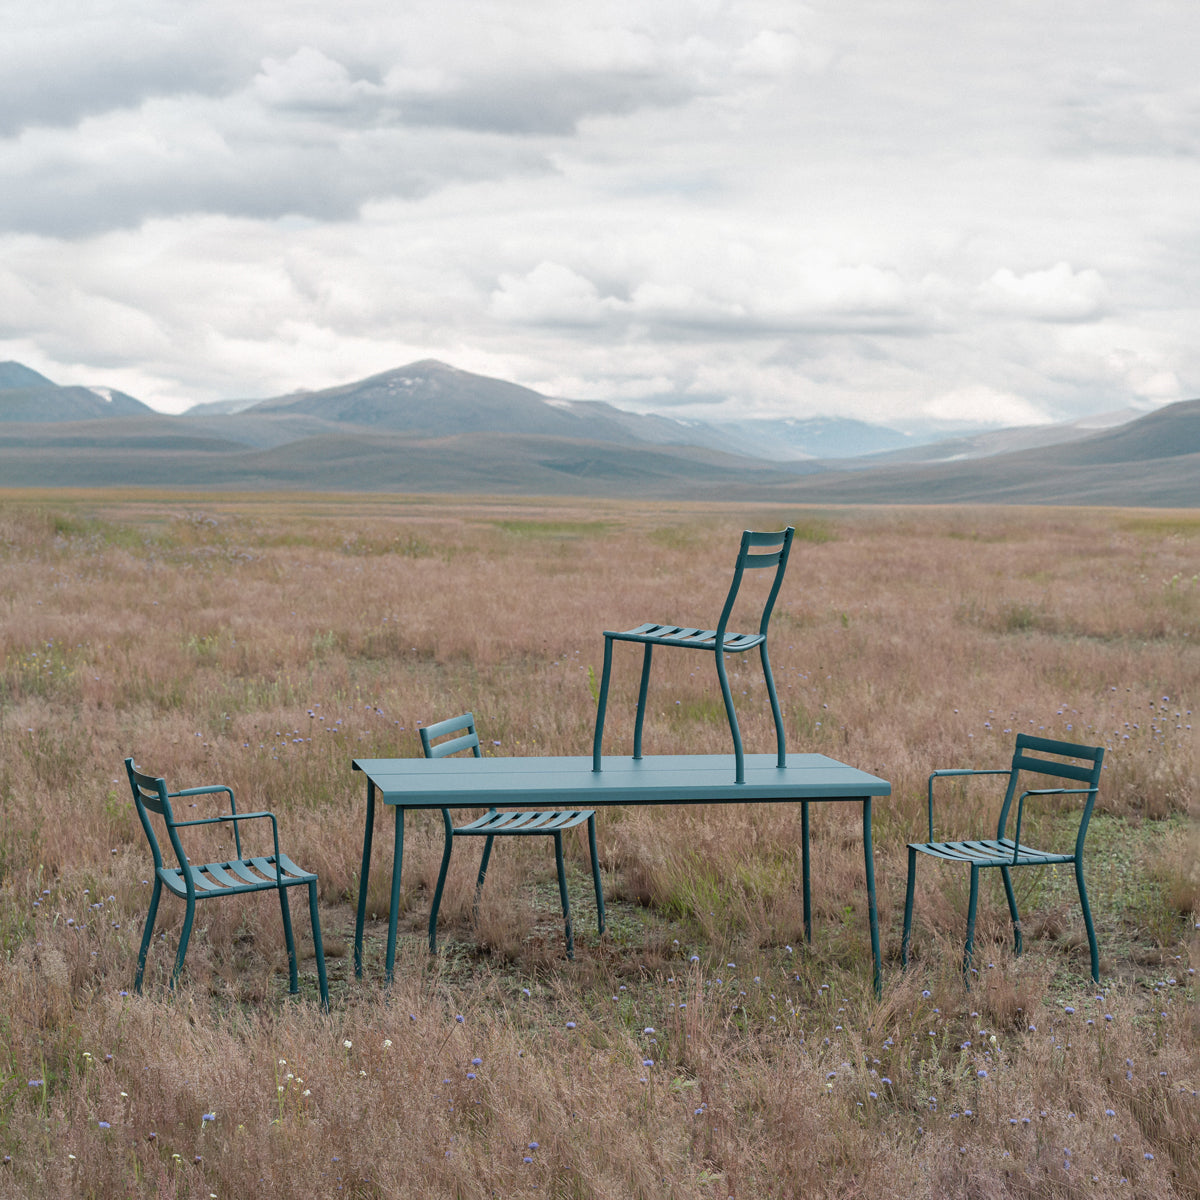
xmin=1 ymin=358 xmax=1197 ymax=506
xmin=0 ymin=361 xmax=152 ymax=422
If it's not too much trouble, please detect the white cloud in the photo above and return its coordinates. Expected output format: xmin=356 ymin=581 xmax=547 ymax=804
xmin=253 ymin=47 xmax=376 ymax=111
xmin=976 ymin=262 xmax=1109 ymax=322
xmin=922 ymin=386 xmax=1052 ymax=428
xmin=489 ymin=262 xmax=609 ymax=325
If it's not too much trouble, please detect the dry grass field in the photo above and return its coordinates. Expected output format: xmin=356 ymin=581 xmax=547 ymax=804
xmin=0 ymin=490 xmax=1196 ymax=1199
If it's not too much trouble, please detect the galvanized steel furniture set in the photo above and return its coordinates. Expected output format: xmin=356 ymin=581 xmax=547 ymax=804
xmin=126 ymin=526 xmax=1108 ymax=1001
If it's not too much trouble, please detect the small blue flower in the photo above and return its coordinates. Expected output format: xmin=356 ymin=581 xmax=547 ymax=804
xmin=566 ymin=1022 xmax=576 ymax=1029
xmin=471 ymin=1058 xmax=482 ymax=1066
xmin=202 ymin=1113 xmax=215 ymax=1123
xmin=98 ymin=1121 xmax=111 ymax=1129
xmin=528 ymin=1142 xmax=538 ymax=1150
xmin=455 ymin=1014 xmax=464 ymax=1023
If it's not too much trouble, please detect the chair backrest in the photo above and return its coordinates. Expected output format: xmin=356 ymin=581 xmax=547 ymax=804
xmin=716 ymin=527 xmax=795 ymax=639
xmin=419 ymin=713 xmax=483 ymax=760
xmin=125 ymin=757 xmax=187 ymax=879
xmin=996 ymin=734 xmax=1104 ymax=849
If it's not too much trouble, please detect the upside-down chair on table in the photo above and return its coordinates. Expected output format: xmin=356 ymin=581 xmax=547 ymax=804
xmin=592 ymin=526 xmax=795 ymax=784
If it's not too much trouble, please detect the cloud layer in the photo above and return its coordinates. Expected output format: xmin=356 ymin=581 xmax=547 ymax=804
xmin=2 ymin=1 xmax=1197 ymax=423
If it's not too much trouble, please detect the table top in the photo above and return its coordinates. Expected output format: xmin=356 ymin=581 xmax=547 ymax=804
xmin=353 ymin=752 xmax=890 ymax=808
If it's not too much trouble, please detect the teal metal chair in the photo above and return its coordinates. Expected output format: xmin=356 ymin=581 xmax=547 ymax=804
xmin=901 ymin=734 xmax=1105 ymax=984
xmin=125 ymin=758 xmax=329 ymax=1009
xmin=592 ymin=527 xmax=795 ymax=784
xmin=420 ymin=714 xmax=605 ymax=959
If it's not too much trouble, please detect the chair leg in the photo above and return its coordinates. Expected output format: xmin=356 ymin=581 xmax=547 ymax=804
xmin=429 ymin=810 xmax=454 ymax=954
xmin=759 ymin=641 xmax=786 ymax=768
xmin=553 ymin=832 xmax=574 ymax=960
xmin=632 ymin=644 xmax=653 ymax=760
xmin=714 ymin=647 xmax=746 ymax=784
xmin=1000 ymin=865 xmax=1023 ymax=956
xmin=135 ymin=878 xmax=162 ymax=993
xmin=307 ymin=879 xmax=330 ymax=1011
xmin=1075 ymin=857 xmax=1100 ymax=984
xmin=279 ymin=884 xmax=299 ymax=995
xmin=801 ymin=800 xmax=812 ymax=944
xmin=901 ymin=846 xmax=917 ymax=968
xmin=587 ymin=815 xmax=606 ymax=936
xmin=386 ymin=808 xmax=405 ymax=985
xmin=963 ymin=865 xmax=980 ymax=986
xmin=171 ymin=895 xmax=196 ymax=990
xmin=592 ymin=635 xmax=615 ymax=772
xmin=472 ymin=835 xmax=495 ymax=924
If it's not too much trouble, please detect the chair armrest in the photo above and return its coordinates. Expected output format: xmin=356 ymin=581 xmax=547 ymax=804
xmin=170 ymin=785 xmax=235 ymax=802
xmin=926 ymin=769 xmax=1010 ymax=842
xmin=170 ymin=811 xmax=283 ymax=876
xmin=1011 ymin=787 xmax=1097 ymax=863
xmin=168 ymin=785 xmax=245 ymax=855
xmin=216 ymin=811 xmax=283 ymax=874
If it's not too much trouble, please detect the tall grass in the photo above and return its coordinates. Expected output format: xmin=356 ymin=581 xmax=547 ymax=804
xmin=0 ymin=492 xmax=1195 ymax=1198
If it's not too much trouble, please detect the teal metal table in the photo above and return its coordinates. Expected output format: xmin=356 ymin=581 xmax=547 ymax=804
xmin=352 ymin=753 xmax=891 ymax=991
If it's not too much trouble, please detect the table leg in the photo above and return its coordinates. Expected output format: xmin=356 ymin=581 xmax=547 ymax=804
xmin=385 ymin=807 xmax=405 ymax=985
xmin=863 ymin=796 xmax=881 ymax=997
xmin=354 ymin=778 xmax=376 ymax=979
xmin=801 ymin=800 xmax=812 ymax=944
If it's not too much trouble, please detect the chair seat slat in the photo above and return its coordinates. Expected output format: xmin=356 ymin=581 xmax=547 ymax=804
xmin=911 ymin=838 xmax=1075 ymax=866
xmin=186 ymin=864 xmax=225 ymax=892
xmin=611 ymin=623 xmax=765 ymax=651
xmin=250 ymin=854 xmax=310 ymax=883
xmin=203 ymin=862 xmax=244 ymax=889
xmin=455 ymin=809 xmax=595 ymax=835
xmin=224 ymin=858 xmax=269 ymax=886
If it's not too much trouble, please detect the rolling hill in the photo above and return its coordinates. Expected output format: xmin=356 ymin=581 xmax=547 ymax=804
xmin=0 ymin=360 xmax=154 ymax=422
xmin=1 ymin=358 xmax=1197 ymax=505
xmin=755 ymin=399 xmax=1200 ymax=507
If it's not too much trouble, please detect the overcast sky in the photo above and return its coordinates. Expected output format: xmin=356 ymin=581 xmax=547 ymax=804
xmin=2 ymin=1 xmax=1197 ymax=425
